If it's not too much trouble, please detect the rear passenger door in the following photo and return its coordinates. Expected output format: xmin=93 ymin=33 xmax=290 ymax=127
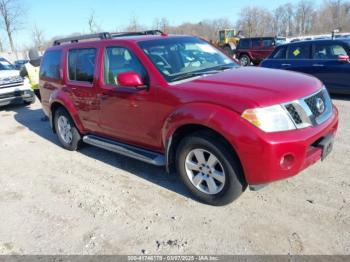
xmin=66 ymin=47 xmax=100 ymax=132
xmin=286 ymin=43 xmax=313 ymax=74
xmin=311 ymin=42 xmax=350 ymax=93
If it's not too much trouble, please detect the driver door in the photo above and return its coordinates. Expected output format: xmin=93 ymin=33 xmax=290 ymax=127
xmin=97 ymin=45 xmax=162 ymax=151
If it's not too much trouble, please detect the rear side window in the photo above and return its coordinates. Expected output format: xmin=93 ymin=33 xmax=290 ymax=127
xmin=313 ymin=44 xmax=348 ymax=59
xmin=68 ymin=48 xmax=96 ymax=83
xmin=287 ymin=45 xmax=310 ymax=59
xmin=251 ymin=39 xmax=261 ymax=48
xmin=40 ymin=50 xmax=62 ymax=79
xmin=262 ymin=39 xmax=274 ymax=47
xmin=238 ymin=39 xmax=250 ymax=49
xmin=271 ymin=47 xmax=287 ymax=59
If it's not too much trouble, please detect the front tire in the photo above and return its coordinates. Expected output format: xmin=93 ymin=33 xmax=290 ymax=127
xmin=54 ymin=107 xmax=81 ymax=151
xmin=176 ymin=132 xmax=246 ymax=206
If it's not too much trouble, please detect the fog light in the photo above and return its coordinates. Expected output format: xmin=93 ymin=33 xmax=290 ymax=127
xmin=280 ymin=154 xmax=295 ymax=170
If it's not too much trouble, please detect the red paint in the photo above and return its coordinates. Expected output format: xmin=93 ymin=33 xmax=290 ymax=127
xmin=117 ymin=72 xmax=145 ymax=87
xmin=40 ymin=35 xmax=339 ymax=186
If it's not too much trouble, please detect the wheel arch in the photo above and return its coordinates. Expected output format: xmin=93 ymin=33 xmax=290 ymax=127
xmin=50 ymin=100 xmax=84 ymax=134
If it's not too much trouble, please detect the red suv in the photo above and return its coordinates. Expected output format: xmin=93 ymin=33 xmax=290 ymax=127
xmin=235 ymin=37 xmax=277 ymax=66
xmin=39 ymin=31 xmax=338 ymax=205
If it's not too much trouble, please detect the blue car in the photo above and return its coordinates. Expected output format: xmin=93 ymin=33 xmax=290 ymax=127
xmin=260 ymin=39 xmax=350 ymax=94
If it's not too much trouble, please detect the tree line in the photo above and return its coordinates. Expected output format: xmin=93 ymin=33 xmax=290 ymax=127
xmin=0 ymin=0 xmax=349 ymax=53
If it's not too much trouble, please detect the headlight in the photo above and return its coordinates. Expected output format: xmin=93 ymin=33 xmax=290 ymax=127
xmin=241 ymin=105 xmax=296 ymax=132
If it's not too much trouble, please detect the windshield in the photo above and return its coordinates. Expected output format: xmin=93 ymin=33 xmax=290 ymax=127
xmin=139 ymin=37 xmax=236 ymax=82
xmin=0 ymin=60 xmax=15 ymax=70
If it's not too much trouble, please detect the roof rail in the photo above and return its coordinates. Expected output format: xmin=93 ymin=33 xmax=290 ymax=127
xmin=53 ymin=32 xmax=112 ymax=46
xmin=111 ymin=30 xmax=166 ymax=38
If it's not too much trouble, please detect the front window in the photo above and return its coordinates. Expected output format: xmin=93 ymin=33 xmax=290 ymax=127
xmin=0 ymin=59 xmax=15 ymax=70
xmin=139 ymin=37 xmax=236 ymax=82
xmin=104 ymin=46 xmax=148 ymax=86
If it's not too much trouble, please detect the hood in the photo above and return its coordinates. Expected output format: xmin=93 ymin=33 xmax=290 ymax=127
xmin=0 ymin=70 xmax=20 ymax=78
xmin=174 ymin=67 xmax=323 ymax=113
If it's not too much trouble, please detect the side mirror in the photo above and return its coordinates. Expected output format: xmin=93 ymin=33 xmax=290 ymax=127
xmin=116 ymin=72 xmax=146 ymax=89
xmin=337 ymin=55 xmax=350 ymax=63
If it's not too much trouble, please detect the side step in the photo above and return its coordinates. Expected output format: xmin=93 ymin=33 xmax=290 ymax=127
xmin=82 ymin=135 xmax=166 ymax=166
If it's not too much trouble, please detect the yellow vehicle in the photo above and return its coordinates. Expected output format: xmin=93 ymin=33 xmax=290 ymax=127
xmin=217 ymin=29 xmax=241 ymax=56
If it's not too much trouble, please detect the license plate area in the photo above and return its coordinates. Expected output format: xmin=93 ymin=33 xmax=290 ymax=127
xmin=317 ymin=135 xmax=334 ymax=161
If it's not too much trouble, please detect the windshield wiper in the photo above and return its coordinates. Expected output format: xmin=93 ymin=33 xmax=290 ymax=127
xmin=171 ymin=70 xmax=219 ymax=82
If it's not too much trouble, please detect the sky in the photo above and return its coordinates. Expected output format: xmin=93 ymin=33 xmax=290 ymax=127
xmin=3 ymin=0 xmax=324 ymax=50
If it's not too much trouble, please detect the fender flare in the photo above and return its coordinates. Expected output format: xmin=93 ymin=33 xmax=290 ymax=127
xmin=49 ymin=90 xmax=85 ymax=133
xmin=162 ymin=103 xmax=245 ymax=166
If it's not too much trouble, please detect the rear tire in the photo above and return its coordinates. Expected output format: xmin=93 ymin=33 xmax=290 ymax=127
xmin=54 ymin=107 xmax=81 ymax=151
xmin=176 ymin=132 xmax=246 ymax=206
xmin=239 ymin=54 xmax=251 ymax=66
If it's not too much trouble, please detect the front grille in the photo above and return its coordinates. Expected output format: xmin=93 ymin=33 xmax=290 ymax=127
xmin=285 ymin=104 xmax=302 ymax=124
xmin=0 ymin=82 xmax=24 ymax=89
xmin=304 ymin=91 xmax=325 ymax=118
xmin=0 ymin=91 xmax=24 ymax=99
xmin=283 ymin=88 xmax=332 ymax=128
xmin=0 ymin=75 xmax=24 ymax=88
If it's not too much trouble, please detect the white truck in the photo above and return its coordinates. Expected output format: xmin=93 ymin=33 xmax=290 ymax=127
xmin=0 ymin=57 xmax=35 ymax=107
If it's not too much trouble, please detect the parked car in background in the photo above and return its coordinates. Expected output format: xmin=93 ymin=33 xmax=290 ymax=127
xmin=40 ymin=31 xmax=338 ymax=205
xmin=235 ymin=37 xmax=276 ymax=66
xmin=14 ymin=59 xmax=29 ymax=70
xmin=0 ymin=57 xmax=35 ymax=107
xmin=260 ymin=39 xmax=350 ymax=94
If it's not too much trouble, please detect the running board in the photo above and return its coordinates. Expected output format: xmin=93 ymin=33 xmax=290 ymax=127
xmin=83 ymin=135 xmax=166 ymax=166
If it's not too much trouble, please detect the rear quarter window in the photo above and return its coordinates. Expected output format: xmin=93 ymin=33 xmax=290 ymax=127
xmin=40 ymin=50 xmax=62 ymax=79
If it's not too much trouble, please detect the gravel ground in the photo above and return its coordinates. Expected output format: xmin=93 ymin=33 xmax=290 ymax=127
xmin=0 ymin=96 xmax=349 ymax=255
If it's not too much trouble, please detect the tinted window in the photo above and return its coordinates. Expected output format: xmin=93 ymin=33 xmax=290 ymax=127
xmin=251 ymin=39 xmax=261 ymax=48
xmin=104 ymin=47 xmax=148 ymax=85
xmin=271 ymin=47 xmax=287 ymax=59
xmin=68 ymin=48 xmax=96 ymax=83
xmin=287 ymin=45 xmax=311 ymax=59
xmin=238 ymin=39 xmax=250 ymax=49
xmin=40 ymin=50 xmax=61 ymax=79
xmin=313 ymin=44 xmax=348 ymax=59
xmin=262 ymin=39 xmax=274 ymax=47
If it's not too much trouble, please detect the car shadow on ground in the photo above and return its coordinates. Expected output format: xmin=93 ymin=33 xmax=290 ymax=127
xmin=8 ymin=105 xmax=192 ymax=200
xmin=331 ymin=94 xmax=350 ymax=101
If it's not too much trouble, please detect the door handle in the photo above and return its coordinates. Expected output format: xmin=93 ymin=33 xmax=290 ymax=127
xmin=281 ymin=63 xmax=291 ymax=66
xmin=312 ymin=64 xmax=324 ymax=67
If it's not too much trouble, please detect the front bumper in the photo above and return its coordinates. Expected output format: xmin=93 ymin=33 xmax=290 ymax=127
xmin=235 ymin=106 xmax=339 ymax=186
xmin=0 ymin=84 xmax=35 ymax=107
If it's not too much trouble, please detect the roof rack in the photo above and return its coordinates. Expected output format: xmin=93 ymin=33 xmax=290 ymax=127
xmin=53 ymin=32 xmax=112 ymax=46
xmin=52 ymin=30 xmax=166 ymax=46
xmin=111 ymin=30 xmax=166 ymax=38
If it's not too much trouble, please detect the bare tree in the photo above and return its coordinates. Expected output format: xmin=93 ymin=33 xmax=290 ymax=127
xmin=153 ymin=17 xmax=169 ymax=32
xmin=87 ymin=10 xmax=100 ymax=33
xmin=0 ymin=38 xmax=3 ymax=52
xmin=0 ymin=0 xmax=23 ymax=52
xmin=295 ymin=0 xmax=315 ymax=35
xmin=126 ymin=16 xmax=144 ymax=32
xmin=32 ymin=24 xmax=45 ymax=50
xmin=236 ymin=7 xmax=273 ymax=37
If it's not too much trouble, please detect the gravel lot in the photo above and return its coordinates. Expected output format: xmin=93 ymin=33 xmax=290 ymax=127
xmin=0 ymin=96 xmax=349 ymax=255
